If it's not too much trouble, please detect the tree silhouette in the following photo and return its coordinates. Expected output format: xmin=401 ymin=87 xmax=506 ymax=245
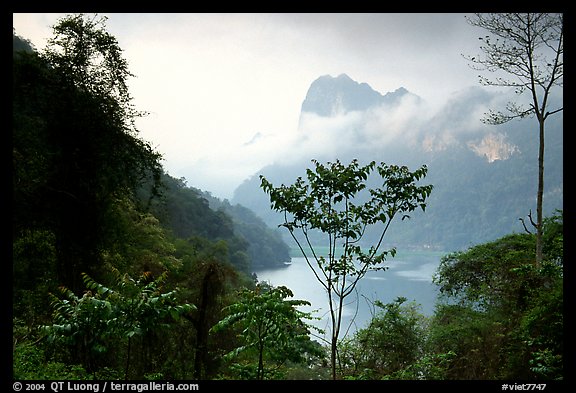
xmin=463 ymin=13 xmax=563 ymax=266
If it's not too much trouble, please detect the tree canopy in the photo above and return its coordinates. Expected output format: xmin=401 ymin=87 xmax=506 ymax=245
xmin=13 ymin=15 xmax=163 ymax=291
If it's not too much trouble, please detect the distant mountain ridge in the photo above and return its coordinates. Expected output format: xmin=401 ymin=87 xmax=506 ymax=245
xmin=300 ymin=73 xmax=410 ymax=117
xmin=233 ymin=73 xmax=563 ymax=251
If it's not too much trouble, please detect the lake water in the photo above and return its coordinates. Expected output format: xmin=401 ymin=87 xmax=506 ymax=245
xmin=254 ymin=251 xmax=444 ymax=339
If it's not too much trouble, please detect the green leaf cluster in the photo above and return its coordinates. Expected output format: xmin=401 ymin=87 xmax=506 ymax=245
xmin=41 ymin=270 xmax=195 ymax=377
xmin=339 ymin=297 xmax=428 ymax=379
xmin=427 ymin=211 xmax=563 ymax=379
xmin=211 ymin=283 xmax=324 ymax=379
xmin=261 ymin=159 xmax=432 ymax=293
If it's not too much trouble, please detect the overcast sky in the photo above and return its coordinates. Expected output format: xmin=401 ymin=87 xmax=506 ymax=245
xmin=13 ymin=13 xmax=486 ymax=199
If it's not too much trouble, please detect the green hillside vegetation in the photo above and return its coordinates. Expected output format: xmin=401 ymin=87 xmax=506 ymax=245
xmin=199 ymin=190 xmax=291 ymax=269
xmin=142 ymin=173 xmax=287 ymax=275
xmin=12 ymin=15 xmax=563 ymax=381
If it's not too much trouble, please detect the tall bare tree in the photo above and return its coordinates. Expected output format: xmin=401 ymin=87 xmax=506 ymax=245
xmin=463 ymin=13 xmax=563 ymax=266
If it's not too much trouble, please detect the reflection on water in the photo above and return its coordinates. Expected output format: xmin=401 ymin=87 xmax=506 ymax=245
xmin=254 ymin=252 xmax=443 ymax=338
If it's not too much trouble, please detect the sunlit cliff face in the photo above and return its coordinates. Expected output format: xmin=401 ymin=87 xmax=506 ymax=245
xmin=467 ymin=132 xmax=519 ymax=163
xmin=420 ymin=131 xmax=519 ymax=163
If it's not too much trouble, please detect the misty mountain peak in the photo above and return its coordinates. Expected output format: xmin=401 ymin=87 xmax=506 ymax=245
xmin=301 ymin=73 xmax=409 ymax=117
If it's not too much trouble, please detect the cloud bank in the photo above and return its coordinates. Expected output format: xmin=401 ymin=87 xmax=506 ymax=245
xmin=181 ymin=84 xmax=523 ymax=199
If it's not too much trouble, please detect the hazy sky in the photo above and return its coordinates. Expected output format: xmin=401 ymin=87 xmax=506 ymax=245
xmin=13 ymin=13 xmax=486 ymax=199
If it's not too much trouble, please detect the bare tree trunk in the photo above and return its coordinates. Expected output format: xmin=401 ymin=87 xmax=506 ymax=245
xmin=258 ymin=341 xmax=265 ymax=380
xmin=192 ymin=265 xmax=216 ymax=379
xmin=536 ymin=119 xmax=545 ymax=266
xmin=124 ymin=337 xmax=131 ymax=380
xmin=331 ymin=334 xmax=338 ymax=380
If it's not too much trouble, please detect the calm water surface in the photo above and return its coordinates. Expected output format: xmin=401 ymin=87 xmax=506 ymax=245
xmin=254 ymin=251 xmax=444 ymax=338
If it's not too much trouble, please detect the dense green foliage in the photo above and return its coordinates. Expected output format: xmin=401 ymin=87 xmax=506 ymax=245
xmin=42 ymin=271 xmax=194 ymax=379
xmin=143 ymin=174 xmax=251 ymax=274
xmin=428 ymin=211 xmax=563 ymax=380
xmin=336 ymin=211 xmax=563 ymax=380
xmin=13 ymin=15 xmax=563 ymax=382
xmin=201 ymin=192 xmax=291 ymax=268
xmin=12 ymin=17 xmax=294 ymax=380
xmin=211 ymin=283 xmax=324 ymax=379
xmin=339 ymin=297 xmax=430 ymax=379
xmin=13 ymin=15 xmax=163 ymax=292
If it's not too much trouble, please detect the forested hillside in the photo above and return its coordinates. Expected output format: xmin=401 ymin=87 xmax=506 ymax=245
xmin=142 ymin=173 xmax=290 ymax=272
xmin=12 ymin=18 xmax=301 ymax=380
xmin=199 ymin=190 xmax=290 ymax=268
